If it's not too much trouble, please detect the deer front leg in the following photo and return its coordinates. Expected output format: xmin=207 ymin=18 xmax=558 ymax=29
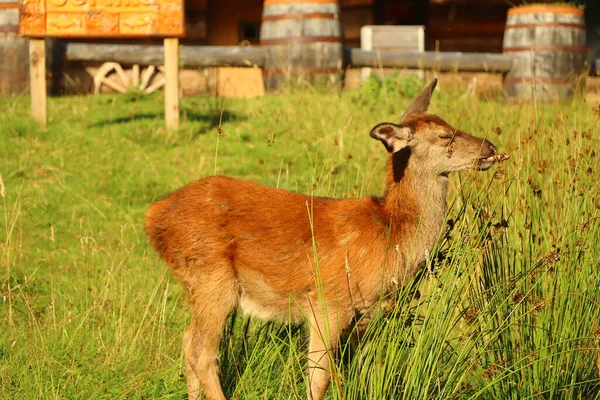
xmin=306 ymin=313 xmax=343 ymax=400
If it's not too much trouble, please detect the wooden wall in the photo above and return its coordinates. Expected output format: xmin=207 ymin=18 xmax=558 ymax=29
xmin=184 ymin=0 xmax=263 ymax=45
xmin=209 ymin=0 xmax=263 ymax=45
xmin=340 ymin=0 xmax=374 ymax=49
xmin=341 ymin=0 xmax=527 ymax=54
xmin=426 ymin=0 xmax=508 ymax=53
xmin=185 ymin=0 xmax=207 ymax=42
xmin=340 ymin=0 xmax=426 ymax=49
xmin=584 ymin=0 xmax=600 ymax=59
xmin=0 ymin=0 xmax=28 ymax=95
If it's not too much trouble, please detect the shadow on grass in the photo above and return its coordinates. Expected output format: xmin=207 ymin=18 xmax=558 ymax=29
xmin=183 ymin=108 xmax=242 ymax=127
xmin=88 ymin=108 xmax=243 ymax=132
xmin=88 ymin=112 xmax=163 ymax=128
xmin=220 ymin=315 xmax=304 ymax=398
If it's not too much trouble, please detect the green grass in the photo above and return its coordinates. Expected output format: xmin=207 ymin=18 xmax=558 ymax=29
xmin=1 ymin=75 xmax=599 ymax=399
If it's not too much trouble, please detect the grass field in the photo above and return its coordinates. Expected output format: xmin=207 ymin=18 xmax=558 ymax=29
xmin=1 ymin=76 xmax=599 ymax=399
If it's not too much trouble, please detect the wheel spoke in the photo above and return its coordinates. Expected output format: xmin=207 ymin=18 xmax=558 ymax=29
xmin=140 ymin=65 xmax=157 ymax=91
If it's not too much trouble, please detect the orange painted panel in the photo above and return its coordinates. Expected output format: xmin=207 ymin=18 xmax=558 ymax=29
xmin=46 ymin=13 xmax=86 ymax=35
xmin=507 ymin=5 xmax=584 ymax=16
xmin=19 ymin=0 xmax=183 ymax=37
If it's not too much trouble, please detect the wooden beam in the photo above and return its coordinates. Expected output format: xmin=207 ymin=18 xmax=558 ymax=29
xmin=65 ymin=43 xmax=266 ymax=67
xmin=345 ymin=49 xmax=513 ymax=73
xmin=163 ymin=38 xmax=179 ymax=130
xmin=65 ymin=43 xmax=514 ymax=73
xmin=29 ymin=39 xmax=47 ymax=125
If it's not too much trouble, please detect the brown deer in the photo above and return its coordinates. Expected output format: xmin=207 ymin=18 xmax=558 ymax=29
xmin=144 ymin=79 xmax=508 ymax=400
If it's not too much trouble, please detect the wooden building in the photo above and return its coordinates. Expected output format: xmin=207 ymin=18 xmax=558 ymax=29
xmin=182 ymin=0 xmax=599 ymax=94
xmin=1 ymin=0 xmax=598 ymax=96
xmin=182 ymin=0 xmax=533 ymax=52
xmin=185 ymin=0 xmax=597 ymax=51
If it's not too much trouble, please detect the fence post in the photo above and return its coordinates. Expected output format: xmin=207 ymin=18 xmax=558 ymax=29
xmin=164 ymin=38 xmax=179 ymax=130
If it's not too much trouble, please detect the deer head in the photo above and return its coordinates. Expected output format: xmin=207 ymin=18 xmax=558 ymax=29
xmin=370 ymin=79 xmax=506 ymax=178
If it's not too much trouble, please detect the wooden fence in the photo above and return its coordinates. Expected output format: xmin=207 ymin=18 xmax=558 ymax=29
xmin=65 ymin=43 xmax=514 ymax=73
xmin=65 ymin=42 xmax=600 ymax=76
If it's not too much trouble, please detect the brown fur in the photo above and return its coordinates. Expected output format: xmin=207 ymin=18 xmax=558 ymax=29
xmin=144 ymin=79 xmax=504 ymax=400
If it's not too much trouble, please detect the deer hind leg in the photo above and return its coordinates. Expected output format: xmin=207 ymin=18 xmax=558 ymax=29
xmin=182 ymin=261 xmax=239 ymax=400
xmin=306 ymin=311 xmax=344 ymax=400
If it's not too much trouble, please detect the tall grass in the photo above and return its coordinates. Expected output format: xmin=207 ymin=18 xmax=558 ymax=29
xmin=0 ymin=75 xmax=598 ymax=399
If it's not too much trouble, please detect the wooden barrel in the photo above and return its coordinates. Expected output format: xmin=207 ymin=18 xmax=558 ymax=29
xmin=502 ymin=5 xmax=587 ymax=101
xmin=0 ymin=1 xmax=29 ymax=96
xmin=260 ymin=0 xmax=343 ymax=90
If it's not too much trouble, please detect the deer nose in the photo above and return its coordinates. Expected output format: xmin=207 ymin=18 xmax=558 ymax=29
xmin=489 ymin=144 xmax=498 ymax=154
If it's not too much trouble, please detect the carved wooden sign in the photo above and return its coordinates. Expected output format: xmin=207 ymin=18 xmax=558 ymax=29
xmin=19 ymin=0 xmax=184 ymax=37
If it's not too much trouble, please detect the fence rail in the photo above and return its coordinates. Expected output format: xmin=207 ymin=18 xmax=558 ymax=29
xmin=65 ymin=43 xmax=266 ymax=68
xmin=345 ymin=49 xmax=513 ymax=72
xmin=64 ymin=42 xmax=598 ymax=76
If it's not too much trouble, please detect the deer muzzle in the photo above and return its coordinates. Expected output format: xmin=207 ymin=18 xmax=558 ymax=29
xmin=476 ymin=141 xmax=509 ymax=170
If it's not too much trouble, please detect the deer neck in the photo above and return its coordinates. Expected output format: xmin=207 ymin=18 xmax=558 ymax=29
xmin=383 ymin=149 xmax=448 ymax=278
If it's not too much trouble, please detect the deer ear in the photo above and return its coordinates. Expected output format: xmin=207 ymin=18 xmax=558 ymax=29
xmin=370 ymin=123 xmax=413 ymax=153
xmin=400 ymin=78 xmax=438 ymax=121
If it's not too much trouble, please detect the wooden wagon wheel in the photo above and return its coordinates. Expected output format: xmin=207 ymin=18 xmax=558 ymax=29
xmin=93 ymin=62 xmax=166 ymax=94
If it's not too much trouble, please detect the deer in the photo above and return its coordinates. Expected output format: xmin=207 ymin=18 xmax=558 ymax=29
xmin=144 ymin=79 xmax=508 ymax=400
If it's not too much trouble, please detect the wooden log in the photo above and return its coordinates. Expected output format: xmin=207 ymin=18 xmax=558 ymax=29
xmin=65 ymin=43 xmax=266 ymax=67
xmin=345 ymin=49 xmax=513 ymax=72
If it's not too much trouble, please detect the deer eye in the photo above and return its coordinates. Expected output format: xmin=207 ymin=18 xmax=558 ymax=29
xmin=439 ymin=134 xmax=454 ymax=140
